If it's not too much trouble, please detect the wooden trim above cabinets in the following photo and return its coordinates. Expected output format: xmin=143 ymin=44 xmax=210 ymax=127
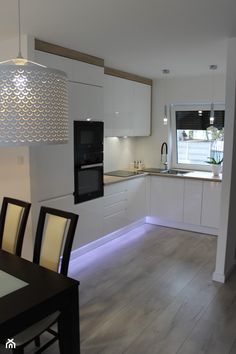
xmin=35 ymin=39 xmax=104 ymax=67
xmin=104 ymin=67 xmax=152 ymax=86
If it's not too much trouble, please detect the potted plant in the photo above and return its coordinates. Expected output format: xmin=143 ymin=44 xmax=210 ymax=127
xmin=206 ymin=157 xmax=223 ymax=176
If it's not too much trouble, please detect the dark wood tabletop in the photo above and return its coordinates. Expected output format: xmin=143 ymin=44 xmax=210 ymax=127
xmin=0 ymin=250 xmax=80 ymax=353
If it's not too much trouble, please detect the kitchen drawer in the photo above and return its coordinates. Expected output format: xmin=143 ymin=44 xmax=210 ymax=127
xmin=104 ymin=191 xmax=127 ymax=207
xmin=104 ymin=200 xmax=127 ymax=217
xmin=103 ymin=210 xmax=129 ymax=235
xmin=104 ymin=182 xmax=128 ymax=196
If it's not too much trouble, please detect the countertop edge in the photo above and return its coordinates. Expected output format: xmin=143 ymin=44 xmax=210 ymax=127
xmin=104 ymin=173 xmax=149 ymax=185
xmin=104 ymin=171 xmax=222 ymax=185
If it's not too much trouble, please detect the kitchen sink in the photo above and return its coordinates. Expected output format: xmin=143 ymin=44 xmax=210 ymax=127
xmin=161 ymin=169 xmax=189 ymax=175
xmin=142 ymin=168 xmax=165 ymax=173
xmin=142 ymin=168 xmax=189 ymax=175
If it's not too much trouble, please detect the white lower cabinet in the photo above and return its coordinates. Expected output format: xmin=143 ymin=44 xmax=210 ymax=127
xmin=103 ymin=182 xmax=129 ymax=235
xmin=34 ymin=195 xmax=104 ymax=250
xmin=150 ymin=176 xmax=184 ymax=222
xmin=127 ymin=177 xmax=147 ymax=222
xmin=34 ymin=176 xmax=222 ymax=254
xmin=75 ymin=197 xmax=104 ymax=248
xmin=183 ymin=179 xmax=202 ymax=225
xmin=201 ymin=181 xmax=222 ymax=228
xmin=150 ymin=175 xmax=221 ymax=233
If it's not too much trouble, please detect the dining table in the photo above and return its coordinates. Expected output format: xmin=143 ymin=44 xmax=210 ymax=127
xmin=0 ymin=249 xmax=80 ymax=353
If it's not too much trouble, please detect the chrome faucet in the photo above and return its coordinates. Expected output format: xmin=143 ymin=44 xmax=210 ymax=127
xmin=161 ymin=142 xmax=168 ymax=170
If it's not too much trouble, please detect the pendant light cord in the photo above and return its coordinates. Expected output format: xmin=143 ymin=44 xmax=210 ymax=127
xmin=17 ymin=0 xmax=23 ymax=58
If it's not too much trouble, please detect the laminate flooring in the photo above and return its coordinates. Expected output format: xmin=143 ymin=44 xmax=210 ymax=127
xmin=18 ymin=224 xmax=236 ymax=353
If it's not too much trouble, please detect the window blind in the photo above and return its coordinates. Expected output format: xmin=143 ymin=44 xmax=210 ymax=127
xmin=176 ymin=110 xmax=224 ymax=130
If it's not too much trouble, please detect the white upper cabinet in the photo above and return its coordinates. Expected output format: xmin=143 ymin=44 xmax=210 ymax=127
xmin=34 ymin=50 xmax=73 ymax=80
xmin=104 ymin=74 xmax=151 ymax=137
xmin=71 ymin=60 xmax=104 ymax=87
xmin=69 ymin=82 xmax=103 ymax=122
xmin=104 ymin=75 xmax=133 ymax=136
xmin=132 ymin=82 xmax=151 ymax=136
xmin=35 ymin=50 xmax=104 ymax=87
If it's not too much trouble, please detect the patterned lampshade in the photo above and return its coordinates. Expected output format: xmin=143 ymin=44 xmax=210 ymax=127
xmin=0 ymin=60 xmax=68 ymax=146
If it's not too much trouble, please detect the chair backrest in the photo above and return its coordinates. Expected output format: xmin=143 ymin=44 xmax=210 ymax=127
xmin=33 ymin=206 xmax=79 ymax=276
xmin=0 ymin=197 xmax=31 ymax=256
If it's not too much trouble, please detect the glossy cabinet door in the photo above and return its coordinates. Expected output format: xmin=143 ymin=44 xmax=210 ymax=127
xmin=112 ymin=77 xmax=133 ymax=136
xmin=127 ymin=177 xmax=147 ymax=222
xmin=70 ymin=82 xmax=104 ymax=122
xmin=132 ymin=82 xmax=151 ymax=136
xmin=76 ymin=197 xmax=104 ymax=248
xmin=183 ymin=179 xmax=203 ymax=225
xmin=34 ymin=50 xmax=73 ymax=80
xmin=103 ymin=182 xmax=129 ymax=235
xmin=150 ymin=176 xmax=185 ymax=222
xmin=104 ymin=75 xmax=151 ymax=137
xmin=35 ymin=50 xmax=104 ymax=87
xmin=201 ymin=181 xmax=222 ymax=228
xmin=71 ymin=60 xmax=104 ymax=86
xmin=104 ymin=75 xmax=133 ymax=136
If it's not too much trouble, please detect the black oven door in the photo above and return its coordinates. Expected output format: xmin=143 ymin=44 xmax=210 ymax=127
xmin=74 ymin=164 xmax=104 ymax=204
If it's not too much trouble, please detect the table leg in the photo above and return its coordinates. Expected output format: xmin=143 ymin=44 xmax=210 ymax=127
xmin=58 ymin=287 xmax=80 ymax=354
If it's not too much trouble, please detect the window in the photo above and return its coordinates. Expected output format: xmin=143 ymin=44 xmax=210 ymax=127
xmin=170 ymin=104 xmax=224 ymax=170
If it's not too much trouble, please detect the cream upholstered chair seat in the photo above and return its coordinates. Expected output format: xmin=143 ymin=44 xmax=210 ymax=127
xmin=13 ymin=206 xmax=79 ymax=354
xmin=0 ymin=197 xmax=31 ymax=256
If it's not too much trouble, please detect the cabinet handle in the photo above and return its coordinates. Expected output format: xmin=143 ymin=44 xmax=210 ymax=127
xmin=80 ymin=163 xmax=103 ymax=169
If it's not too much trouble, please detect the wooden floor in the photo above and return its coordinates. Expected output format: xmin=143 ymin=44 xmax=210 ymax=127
xmin=22 ymin=224 xmax=236 ymax=353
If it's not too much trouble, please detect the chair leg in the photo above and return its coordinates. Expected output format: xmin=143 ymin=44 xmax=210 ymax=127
xmin=35 ymin=336 xmax=41 ymax=347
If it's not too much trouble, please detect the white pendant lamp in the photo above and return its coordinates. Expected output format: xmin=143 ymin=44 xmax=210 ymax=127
xmin=209 ymin=64 xmax=217 ymax=125
xmin=162 ymin=69 xmax=170 ymax=126
xmin=0 ymin=0 xmax=68 ymax=146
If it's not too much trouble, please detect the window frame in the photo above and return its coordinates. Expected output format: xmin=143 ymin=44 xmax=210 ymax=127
xmin=170 ymin=103 xmax=225 ymax=171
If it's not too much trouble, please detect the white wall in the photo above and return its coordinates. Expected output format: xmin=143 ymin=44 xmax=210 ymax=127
xmin=0 ymin=35 xmax=34 ymax=62
xmin=0 ymin=36 xmax=34 ymax=259
xmin=213 ymin=38 xmax=236 ymax=282
xmin=135 ymin=75 xmax=226 ymax=168
xmin=0 ymin=147 xmax=32 ymax=259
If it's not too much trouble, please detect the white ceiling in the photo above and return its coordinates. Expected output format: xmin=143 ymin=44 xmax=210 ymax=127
xmin=1 ymin=0 xmax=236 ymax=78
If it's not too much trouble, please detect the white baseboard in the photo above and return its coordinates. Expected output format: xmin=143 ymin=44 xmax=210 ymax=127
xmin=212 ymin=260 xmax=236 ymax=283
xmin=212 ymin=272 xmax=226 ymax=283
xmin=146 ymin=216 xmax=218 ymax=236
xmin=70 ymin=218 xmax=146 ymax=261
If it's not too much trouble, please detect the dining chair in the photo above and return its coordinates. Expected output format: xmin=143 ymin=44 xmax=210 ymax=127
xmin=0 ymin=197 xmax=31 ymax=257
xmin=13 ymin=206 xmax=79 ymax=354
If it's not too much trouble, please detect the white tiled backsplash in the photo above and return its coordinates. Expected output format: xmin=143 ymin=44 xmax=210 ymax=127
xmin=104 ymin=137 xmax=136 ymax=172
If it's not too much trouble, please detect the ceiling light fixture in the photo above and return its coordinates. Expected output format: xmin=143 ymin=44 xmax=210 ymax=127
xmin=209 ymin=64 xmax=217 ymax=125
xmin=162 ymin=69 xmax=170 ymax=126
xmin=0 ymin=0 xmax=68 ymax=146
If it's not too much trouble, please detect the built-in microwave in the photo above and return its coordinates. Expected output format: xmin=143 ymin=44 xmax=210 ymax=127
xmin=74 ymin=121 xmax=104 ymax=204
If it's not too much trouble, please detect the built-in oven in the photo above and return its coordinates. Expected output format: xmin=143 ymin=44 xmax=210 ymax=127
xmin=74 ymin=164 xmax=103 ymax=204
xmin=74 ymin=121 xmax=104 ymax=204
